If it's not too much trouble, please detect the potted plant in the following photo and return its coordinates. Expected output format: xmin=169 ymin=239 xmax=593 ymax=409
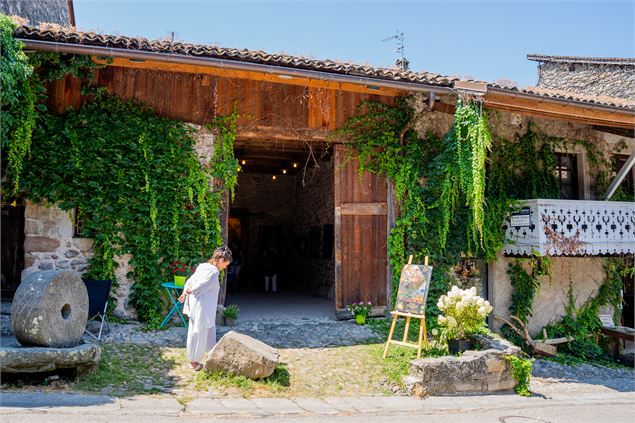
xmin=223 ymin=304 xmax=240 ymax=326
xmin=168 ymin=261 xmax=192 ymax=286
xmin=346 ymin=301 xmax=372 ymax=325
xmin=437 ymin=286 xmax=492 ymax=354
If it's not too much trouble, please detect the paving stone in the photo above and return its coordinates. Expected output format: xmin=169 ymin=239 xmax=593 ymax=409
xmin=292 ymin=397 xmax=340 ymax=415
xmin=218 ymin=397 xmax=269 ymax=415
xmin=0 ymin=392 xmax=119 ymax=413
xmin=186 ymin=398 xmax=231 ymax=415
xmin=117 ymin=396 xmax=183 ymax=415
xmin=249 ymin=397 xmax=304 ymax=414
xmin=357 ymin=395 xmax=425 ymax=412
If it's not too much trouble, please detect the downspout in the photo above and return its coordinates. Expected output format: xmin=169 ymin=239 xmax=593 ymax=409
xmin=18 ymin=38 xmax=455 ymax=96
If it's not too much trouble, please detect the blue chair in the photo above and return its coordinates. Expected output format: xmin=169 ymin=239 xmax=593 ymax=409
xmin=82 ymin=279 xmax=112 ymax=341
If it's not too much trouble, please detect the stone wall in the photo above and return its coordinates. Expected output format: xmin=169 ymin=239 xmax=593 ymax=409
xmin=404 ymin=334 xmax=521 ymax=396
xmin=289 ymin=160 xmax=335 ymax=299
xmin=22 ymin=201 xmax=92 ymax=277
xmin=536 ymin=62 xmax=635 ymax=101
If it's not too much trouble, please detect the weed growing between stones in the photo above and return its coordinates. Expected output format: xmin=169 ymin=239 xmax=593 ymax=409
xmin=193 ymin=365 xmax=290 ymax=397
xmin=74 ymin=343 xmax=178 ymax=396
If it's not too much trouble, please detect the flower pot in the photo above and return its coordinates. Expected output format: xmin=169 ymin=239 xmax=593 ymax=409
xmin=448 ymin=338 xmax=472 ymax=354
xmin=225 ymin=317 xmax=236 ymax=327
xmin=174 ymin=275 xmax=187 ymax=286
xmin=355 ymin=314 xmax=366 ymax=325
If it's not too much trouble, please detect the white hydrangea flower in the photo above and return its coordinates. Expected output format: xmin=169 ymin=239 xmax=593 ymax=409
xmin=447 ymin=316 xmax=457 ymax=327
xmin=431 ymin=328 xmax=439 ymax=336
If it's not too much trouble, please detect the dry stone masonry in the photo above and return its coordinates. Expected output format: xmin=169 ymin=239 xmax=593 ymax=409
xmin=404 ymin=334 xmax=521 ymax=396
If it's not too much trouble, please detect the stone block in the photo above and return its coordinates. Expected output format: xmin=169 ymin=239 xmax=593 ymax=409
xmin=38 ymin=262 xmax=54 ymax=270
xmin=486 ymin=357 xmax=507 ymax=373
xmin=24 ymin=254 xmax=35 ymax=268
xmin=24 ymin=236 xmax=60 ymax=253
xmin=71 ymin=258 xmax=87 ymax=265
xmin=24 ymin=219 xmax=41 ymax=235
xmin=65 ymin=250 xmax=80 ymax=258
xmin=406 ymin=334 xmax=520 ymax=396
xmin=203 ymin=331 xmax=279 ymax=379
xmin=72 ymin=238 xmax=94 ymax=253
xmin=0 ymin=338 xmax=101 ymax=374
xmin=56 ymin=260 xmax=71 ymax=270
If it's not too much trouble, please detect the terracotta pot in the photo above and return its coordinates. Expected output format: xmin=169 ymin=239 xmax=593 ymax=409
xmin=448 ymin=338 xmax=472 ymax=354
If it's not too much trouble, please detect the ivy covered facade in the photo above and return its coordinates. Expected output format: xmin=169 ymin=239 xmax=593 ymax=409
xmin=2 ymin=18 xmax=634 ymax=348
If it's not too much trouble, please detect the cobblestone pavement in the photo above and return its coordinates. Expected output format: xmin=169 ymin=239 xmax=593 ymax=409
xmin=531 ymin=358 xmax=635 ymax=394
xmin=85 ymin=317 xmax=381 ymax=348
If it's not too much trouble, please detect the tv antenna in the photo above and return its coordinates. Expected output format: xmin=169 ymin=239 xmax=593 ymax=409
xmin=382 ymin=31 xmax=408 ymax=70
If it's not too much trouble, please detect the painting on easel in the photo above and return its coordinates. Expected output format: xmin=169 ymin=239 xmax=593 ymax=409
xmin=395 ymin=257 xmax=433 ymax=316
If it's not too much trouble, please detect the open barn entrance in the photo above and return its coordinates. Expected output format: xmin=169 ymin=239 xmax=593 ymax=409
xmin=226 ymin=141 xmax=335 ymax=320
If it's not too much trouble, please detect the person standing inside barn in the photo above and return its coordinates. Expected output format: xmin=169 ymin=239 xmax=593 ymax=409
xmin=178 ymin=246 xmax=232 ymax=371
xmin=262 ymin=242 xmax=279 ymax=293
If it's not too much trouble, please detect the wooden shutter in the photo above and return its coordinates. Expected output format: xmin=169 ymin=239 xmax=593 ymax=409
xmin=334 ymin=145 xmax=388 ymax=312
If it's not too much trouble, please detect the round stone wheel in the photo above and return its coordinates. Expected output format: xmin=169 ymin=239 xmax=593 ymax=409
xmin=11 ymin=271 xmax=89 ymax=347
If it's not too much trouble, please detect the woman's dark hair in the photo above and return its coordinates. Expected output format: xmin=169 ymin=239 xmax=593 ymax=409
xmin=211 ymin=246 xmax=232 ymax=263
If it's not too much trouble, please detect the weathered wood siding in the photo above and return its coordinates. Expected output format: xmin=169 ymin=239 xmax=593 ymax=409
xmin=45 ymin=66 xmax=393 ymax=138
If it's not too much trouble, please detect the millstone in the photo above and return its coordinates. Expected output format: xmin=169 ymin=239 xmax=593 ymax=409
xmin=11 ymin=271 xmax=89 ymax=347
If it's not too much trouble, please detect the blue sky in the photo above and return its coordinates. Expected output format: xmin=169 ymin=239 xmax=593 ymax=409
xmin=74 ymin=0 xmax=634 ymax=87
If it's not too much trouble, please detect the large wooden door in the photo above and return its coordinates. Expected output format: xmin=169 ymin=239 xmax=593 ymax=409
xmin=334 ymin=145 xmax=388 ymax=312
xmin=1 ymin=198 xmax=25 ymax=299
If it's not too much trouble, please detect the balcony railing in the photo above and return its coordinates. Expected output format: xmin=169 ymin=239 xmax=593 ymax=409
xmin=503 ymin=199 xmax=635 ymax=256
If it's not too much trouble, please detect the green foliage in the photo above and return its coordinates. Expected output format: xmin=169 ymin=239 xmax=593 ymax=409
xmin=195 ymin=364 xmax=290 ymax=396
xmin=1 ymin=15 xmax=36 ymax=195
xmin=438 ymin=98 xmax=492 ymax=253
xmin=223 ymin=304 xmax=240 ymax=319
xmin=506 ymin=256 xmax=551 ymax=324
xmin=504 ymin=354 xmax=533 ymax=396
xmin=24 ymin=89 xmax=237 ymax=325
xmin=542 ymin=257 xmax=631 ymax=363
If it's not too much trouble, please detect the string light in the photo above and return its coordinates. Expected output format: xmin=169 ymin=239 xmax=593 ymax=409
xmin=272 ymin=175 xmax=277 ymax=180
xmin=241 ymin=160 xmax=246 ymax=165
xmin=292 ymin=163 xmax=298 ymax=168
xmin=282 ymin=169 xmax=287 ymax=174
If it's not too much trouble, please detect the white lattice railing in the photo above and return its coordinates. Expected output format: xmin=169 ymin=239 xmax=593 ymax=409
xmin=503 ymin=199 xmax=635 ymax=256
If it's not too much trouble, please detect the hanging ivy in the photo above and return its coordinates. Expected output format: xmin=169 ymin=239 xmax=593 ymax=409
xmin=1 ymin=15 xmax=36 ymax=196
xmin=24 ymin=89 xmax=238 ymax=325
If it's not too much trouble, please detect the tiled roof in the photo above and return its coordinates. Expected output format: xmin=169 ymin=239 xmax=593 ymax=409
xmin=12 ymin=23 xmax=635 ymax=113
xmin=488 ymin=84 xmax=635 ymax=110
xmin=14 ymin=23 xmax=460 ymax=88
xmin=527 ymin=54 xmax=635 ymax=66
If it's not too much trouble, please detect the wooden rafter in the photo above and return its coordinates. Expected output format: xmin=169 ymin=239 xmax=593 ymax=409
xmin=484 ymin=93 xmax=635 ymax=129
xmin=93 ymin=57 xmax=405 ymax=97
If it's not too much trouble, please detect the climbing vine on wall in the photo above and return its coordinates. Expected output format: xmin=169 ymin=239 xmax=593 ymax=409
xmin=1 ymin=15 xmax=36 ymax=196
xmin=24 ymin=88 xmax=238 ymax=324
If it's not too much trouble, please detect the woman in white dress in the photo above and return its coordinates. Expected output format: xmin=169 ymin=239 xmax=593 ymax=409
xmin=178 ymin=246 xmax=232 ymax=371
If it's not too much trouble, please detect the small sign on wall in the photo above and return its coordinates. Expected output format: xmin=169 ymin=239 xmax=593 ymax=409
xmin=510 ymin=206 xmax=531 ymax=227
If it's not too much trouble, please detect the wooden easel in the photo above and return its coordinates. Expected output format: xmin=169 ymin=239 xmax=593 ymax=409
xmin=383 ymin=256 xmax=429 ymax=359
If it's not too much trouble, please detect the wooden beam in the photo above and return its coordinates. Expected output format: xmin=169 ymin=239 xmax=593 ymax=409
xmin=485 ymin=93 xmax=635 ymax=129
xmin=93 ymin=57 xmax=404 ymax=97
xmin=237 ymin=125 xmax=329 ymax=142
xmin=340 ymin=202 xmax=387 ymax=215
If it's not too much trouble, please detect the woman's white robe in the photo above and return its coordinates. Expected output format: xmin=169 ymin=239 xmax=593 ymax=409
xmin=182 ymin=263 xmax=220 ymax=363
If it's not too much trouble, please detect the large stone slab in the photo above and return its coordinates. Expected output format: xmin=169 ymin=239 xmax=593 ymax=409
xmin=203 ymin=331 xmax=279 ymax=379
xmin=405 ymin=334 xmax=521 ymax=396
xmin=11 ymin=271 xmax=89 ymax=347
xmin=0 ymin=336 xmax=101 ymax=374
